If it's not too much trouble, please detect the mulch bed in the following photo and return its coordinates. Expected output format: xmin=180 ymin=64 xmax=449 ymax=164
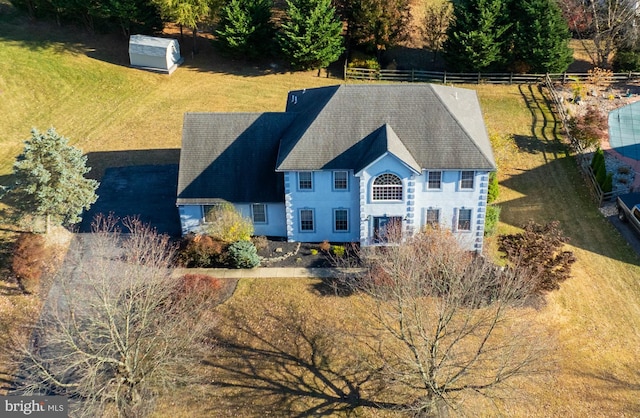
xmin=256 ymin=240 xmax=339 ymax=268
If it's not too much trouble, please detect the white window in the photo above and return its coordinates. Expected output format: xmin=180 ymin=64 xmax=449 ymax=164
xmin=333 ymin=171 xmax=348 ymax=190
xmin=251 ymin=203 xmax=267 ymax=224
xmin=372 ymin=173 xmax=402 ymax=201
xmin=334 ymin=209 xmax=349 ymax=232
xmin=426 ymin=208 xmax=440 ymax=227
xmin=427 ymin=171 xmax=442 ymax=189
xmin=458 ymin=209 xmax=472 ymax=231
xmin=299 ymin=209 xmax=315 ymax=232
xmin=298 ymin=172 xmax=313 ymax=190
xmin=460 ymin=171 xmax=475 ymax=189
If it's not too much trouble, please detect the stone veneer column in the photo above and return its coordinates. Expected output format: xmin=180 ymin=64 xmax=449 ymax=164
xmin=284 ymin=172 xmax=294 ymax=241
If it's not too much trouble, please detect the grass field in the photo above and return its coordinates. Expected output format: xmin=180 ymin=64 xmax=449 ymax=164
xmin=2 ymin=5 xmax=640 ymax=417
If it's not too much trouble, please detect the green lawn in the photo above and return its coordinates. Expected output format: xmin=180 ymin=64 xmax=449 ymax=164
xmin=2 ymin=8 xmax=640 ymax=417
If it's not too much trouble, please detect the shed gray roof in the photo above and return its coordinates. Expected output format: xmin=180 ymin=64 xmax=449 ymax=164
xmin=176 ymin=113 xmax=296 ymax=205
xmin=129 ymin=34 xmax=177 ymax=57
xmin=276 ymin=84 xmax=496 ymax=171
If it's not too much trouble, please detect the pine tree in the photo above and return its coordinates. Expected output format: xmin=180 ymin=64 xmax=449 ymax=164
xmin=508 ymin=0 xmax=573 ymax=73
xmin=278 ymin=0 xmax=344 ymax=71
xmin=443 ymin=0 xmax=510 ymax=72
xmin=215 ymin=0 xmax=275 ymax=58
xmin=4 ymin=128 xmax=99 ymax=232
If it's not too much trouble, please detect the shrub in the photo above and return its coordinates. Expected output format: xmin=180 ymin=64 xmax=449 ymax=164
xmin=587 ymin=67 xmax=613 ymax=88
xmin=310 ymin=249 xmax=318 ymax=255
xmin=251 ymin=235 xmax=269 ymax=251
xmin=591 ymin=148 xmax=605 ymax=171
xmin=568 ymin=106 xmax=607 ymax=150
xmin=498 ymin=221 xmax=576 ymax=293
xmin=204 ymin=202 xmax=254 ymax=243
xmin=484 ymin=205 xmax=501 ymax=237
xmin=613 ymin=49 xmax=640 ymax=71
xmin=12 ymin=233 xmax=48 ymax=294
xmin=602 ymin=172 xmax=613 ymax=193
xmin=487 ymin=171 xmax=499 ymax=204
xmin=332 ymin=245 xmax=346 ymax=257
xmin=348 ymin=57 xmax=381 ymax=70
xmin=176 ymin=274 xmax=222 ymax=303
xmin=177 ymin=234 xmax=226 ymax=268
xmin=319 ymin=240 xmax=331 ymax=252
xmin=596 ymin=164 xmax=607 ymax=189
xmin=228 ymin=240 xmax=260 ymax=269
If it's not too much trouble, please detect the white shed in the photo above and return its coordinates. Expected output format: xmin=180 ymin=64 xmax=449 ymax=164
xmin=128 ymin=35 xmax=184 ymax=74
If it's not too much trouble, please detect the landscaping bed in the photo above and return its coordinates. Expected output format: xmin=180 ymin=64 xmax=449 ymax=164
xmin=255 ymin=239 xmax=354 ymax=268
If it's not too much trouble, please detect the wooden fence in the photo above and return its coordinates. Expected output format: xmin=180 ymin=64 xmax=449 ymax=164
xmin=543 ymin=74 xmax=616 ymax=205
xmin=344 ymin=66 xmax=640 ymax=85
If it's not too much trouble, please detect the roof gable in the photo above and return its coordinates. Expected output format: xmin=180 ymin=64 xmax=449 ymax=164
xmin=276 ymin=84 xmax=496 ymax=171
xmin=356 ymin=124 xmax=421 ymax=173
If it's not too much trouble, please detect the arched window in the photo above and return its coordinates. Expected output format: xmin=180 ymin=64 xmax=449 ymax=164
xmin=372 ymin=173 xmax=403 ymax=201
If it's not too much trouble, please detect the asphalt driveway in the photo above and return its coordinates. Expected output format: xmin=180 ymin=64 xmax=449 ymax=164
xmin=79 ymin=165 xmax=181 ymax=236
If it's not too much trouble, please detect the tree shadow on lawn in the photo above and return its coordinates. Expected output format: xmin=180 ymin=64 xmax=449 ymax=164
xmin=202 ymin=304 xmax=399 ymax=416
xmin=500 ymin=158 xmax=640 ymax=265
xmin=571 ymin=366 xmax=640 ymax=415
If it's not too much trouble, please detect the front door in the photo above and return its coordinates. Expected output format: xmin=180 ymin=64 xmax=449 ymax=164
xmin=373 ymin=216 xmax=402 ymax=243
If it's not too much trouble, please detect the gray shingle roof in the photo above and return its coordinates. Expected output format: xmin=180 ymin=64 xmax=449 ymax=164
xmin=178 ymin=84 xmax=496 ymax=206
xmin=276 ymin=84 xmax=496 ymax=171
xmin=176 ymin=112 xmax=295 ymax=205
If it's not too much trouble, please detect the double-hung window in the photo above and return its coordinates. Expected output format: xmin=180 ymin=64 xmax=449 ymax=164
xmin=299 ymin=209 xmax=315 ymax=232
xmin=334 ymin=209 xmax=349 ymax=232
xmin=333 ymin=171 xmax=348 ymax=190
xmin=298 ymin=172 xmax=313 ymax=190
xmin=427 ymin=171 xmax=442 ymax=190
xmin=460 ymin=171 xmax=475 ymax=189
xmin=251 ymin=203 xmax=267 ymax=224
xmin=458 ymin=209 xmax=472 ymax=231
xmin=426 ymin=208 xmax=440 ymax=227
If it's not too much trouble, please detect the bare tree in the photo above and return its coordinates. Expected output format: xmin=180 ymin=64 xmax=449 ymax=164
xmin=422 ymin=1 xmax=453 ymax=63
xmin=560 ymin=0 xmax=639 ymax=67
xmin=351 ymin=228 xmax=554 ymax=415
xmin=10 ymin=215 xmax=216 ymax=417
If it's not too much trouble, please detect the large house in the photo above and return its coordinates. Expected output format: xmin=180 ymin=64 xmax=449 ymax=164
xmin=176 ymin=84 xmax=496 ymax=251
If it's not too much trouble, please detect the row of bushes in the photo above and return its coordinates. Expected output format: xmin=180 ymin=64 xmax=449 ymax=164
xmin=591 ymin=148 xmax=613 ymax=193
xmin=177 ymin=234 xmax=261 ymax=269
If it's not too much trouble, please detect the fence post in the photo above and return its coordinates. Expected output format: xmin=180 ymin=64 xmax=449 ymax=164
xmin=563 ymin=72 xmax=567 ymax=84
xmin=509 ymin=73 xmax=513 ymax=84
xmin=478 ymin=72 xmax=481 ymax=83
xmin=443 ymin=71 xmax=447 ymax=84
xmin=343 ymin=63 xmax=347 ymax=81
xmin=411 ymin=69 xmax=415 ymax=82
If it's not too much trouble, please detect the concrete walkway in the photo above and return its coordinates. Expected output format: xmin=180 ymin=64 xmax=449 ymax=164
xmin=174 ymin=267 xmax=366 ymax=279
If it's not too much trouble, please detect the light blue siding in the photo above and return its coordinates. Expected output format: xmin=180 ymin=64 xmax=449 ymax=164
xmin=286 ymin=170 xmax=360 ymax=242
xmin=178 ymin=203 xmax=286 ymax=238
xmin=234 ymin=203 xmax=286 ymax=237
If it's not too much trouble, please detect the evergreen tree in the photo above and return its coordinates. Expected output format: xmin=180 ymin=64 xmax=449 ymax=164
xmin=443 ymin=0 xmax=510 ymax=72
xmin=278 ymin=0 xmax=344 ymax=71
xmin=215 ymin=0 xmax=275 ymax=58
xmin=508 ymin=0 xmax=573 ymax=73
xmin=3 ymin=128 xmax=98 ymax=232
